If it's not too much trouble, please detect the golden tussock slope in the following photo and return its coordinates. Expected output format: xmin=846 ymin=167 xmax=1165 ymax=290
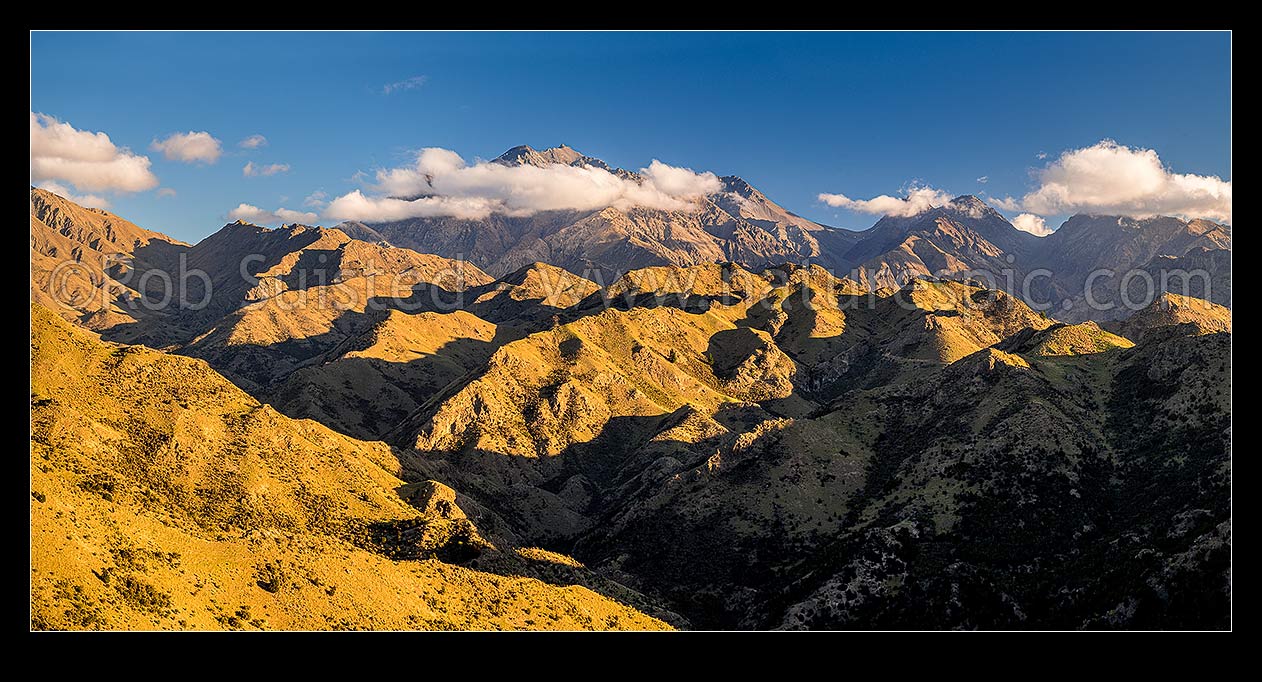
xmin=1119 ymin=292 xmax=1231 ymax=342
xmin=270 ymin=309 xmax=522 ymax=440
xmin=30 ymin=302 xmax=668 ymax=631
xmin=30 ymin=187 xmax=189 ymax=336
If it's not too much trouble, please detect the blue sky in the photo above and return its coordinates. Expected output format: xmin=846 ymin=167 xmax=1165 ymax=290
xmin=31 ymin=31 xmax=1231 ymax=243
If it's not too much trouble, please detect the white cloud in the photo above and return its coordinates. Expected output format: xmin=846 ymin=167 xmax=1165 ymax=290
xmin=995 ymin=141 xmax=1228 ymax=230
xmin=817 ymin=185 xmax=954 ymax=217
xmin=157 ymin=187 xmax=177 ymax=198
xmin=1000 ymin=140 xmax=1231 ymax=224
xmin=238 ymin=134 xmax=268 ymax=149
xmin=641 ymin=160 xmax=723 ymax=197
xmin=303 ymin=191 xmax=328 ymax=208
xmin=1036 ymin=152 xmax=1048 ymax=160
xmin=243 ymin=161 xmax=291 ymax=177
xmin=326 ymin=191 xmax=500 ymax=221
xmin=976 ymin=176 xmax=989 ymax=184
xmin=150 ymin=131 xmax=223 ymax=164
xmin=325 ymin=148 xmax=723 ymax=222
xmin=1011 ymin=213 xmax=1052 ymax=237
xmin=383 ymin=75 xmax=428 ymax=94
xmin=370 ymin=147 xmax=464 ymax=196
xmin=987 ymin=196 xmax=1022 ymax=212
xmin=227 ymin=203 xmax=319 ymax=226
xmin=30 ymin=112 xmax=159 ymax=193
xmin=35 ymin=180 xmax=111 ymax=209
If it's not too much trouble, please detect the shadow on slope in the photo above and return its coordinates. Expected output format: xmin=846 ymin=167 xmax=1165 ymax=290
xmin=177 ymin=293 xmax=523 ymax=442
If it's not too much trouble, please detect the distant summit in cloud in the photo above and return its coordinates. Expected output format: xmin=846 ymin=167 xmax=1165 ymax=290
xmin=226 ymin=202 xmax=318 ymax=226
xmin=816 ymin=140 xmax=1230 ymax=229
xmin=818 ymin=185 xmax=955 ymax=217
xmin=325 ymin=144 xmax=722 ymax=222
xmin=990 ymin=140 xmax=1231 ymax=224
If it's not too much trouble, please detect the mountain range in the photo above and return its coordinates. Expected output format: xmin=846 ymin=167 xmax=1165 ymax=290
xmin=334 ymin=145 xmax=1230 ymax=323
xmin=29 ymin=147 xmax=1232 ymax=631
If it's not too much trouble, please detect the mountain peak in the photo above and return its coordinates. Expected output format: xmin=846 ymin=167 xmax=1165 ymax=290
xmin=947 ymin=195 xmax=995 ymax=216
xmin=495 ymin=144 xmax=602 ymax=169
xmin=720 ymin=175 xmax=763 ymax=199
xmin=495 ymin=144 xmax=538 ymax=163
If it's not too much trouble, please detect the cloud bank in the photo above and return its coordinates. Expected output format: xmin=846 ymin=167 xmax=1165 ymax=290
xmin=30 ymin=113 xmax=160 ymax=194
xmin=817 ymin=186 xmax=954 ymax=217
xmin=227 ymin=203 xmax=319 ymax=226
xmin=1011 ymin=213 xmax=1052 ymax=237
xmin=243 ymin=161 xmax=290 ymax=177
xmin=995 ymin=140 xmax=1231 ymax=223
xmin=150 ymin=131 xmax=223 ymax=164
xmin=325 ymin=149 xmax=723 ymax=222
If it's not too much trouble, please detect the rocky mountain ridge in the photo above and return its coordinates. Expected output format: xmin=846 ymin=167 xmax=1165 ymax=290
xmin=333 ymin=147 xmax=1230 ymax=324
xmin=30 ymin=184 xmax=1232 ymax=630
